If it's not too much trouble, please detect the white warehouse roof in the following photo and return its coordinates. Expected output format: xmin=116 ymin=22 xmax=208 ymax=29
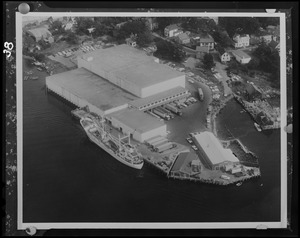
xmin=193 ymin=131 xmax=239 ymax=165
xmin=78 ymin=44 xmax=185 ymax=88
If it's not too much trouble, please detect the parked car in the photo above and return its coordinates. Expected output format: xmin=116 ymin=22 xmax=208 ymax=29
xmin=186 ymin=138 xmax=193 ymax=144
xmin=191 ymin=145 xmax=198 ymax=151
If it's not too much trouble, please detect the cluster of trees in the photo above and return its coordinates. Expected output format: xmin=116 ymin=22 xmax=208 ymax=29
xmin=218 ymin=17 xmax=279 ymax=39
xmin=48 ymin=20 xmax=65 ymax=36
xmin=219 ymin=17 xmax=262 ymax=38
xmin=212 ymin=30 xmax=233 ymax=48
xmin=116 ymin=20 xmax=153 ymax=47
xmin=153 ymin=38 xmax=185 ymax=62
xmin=252 ymin=42 xmax=280 ymax=87
xmin=181 ymin=17 xmax=217 ymax=34
xmin=226 ymin=42 xmax=280 ymax=88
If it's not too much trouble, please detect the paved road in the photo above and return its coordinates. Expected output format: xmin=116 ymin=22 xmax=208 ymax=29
xmin=214 ymin=61 xmax=232 ymax=96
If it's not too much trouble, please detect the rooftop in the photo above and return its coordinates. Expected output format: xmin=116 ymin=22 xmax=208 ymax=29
xmin=196 ymin=46 xmax=209 ymax=53
xmin=193 ymin=131 xmax=239 ymax=165
xmin=269 ymin=40 xmax=279 ymax=49
xmin=199 ymin=34 xmax=214 ymax=43
xmin=129 ymin=86 xmax=188 ymax=108
xmin=165 ymin=24 xmax=179 ymax=31
xmin=107 ymin=108 xmax=165 ymax=133
xmin=232 ymin=50 xmax=251 ymax=59
xmin=79 ymin=44 xmax=185 ymax=88
xmin=46 ymin=67 xmax=138 ymax=111
xmin=177 ymin=32 xmax=190 ymax=41
xmin=171 ymin=152 xmax=198 ymax=172
xmin=26 ymin=27 xmax=52 ymax=39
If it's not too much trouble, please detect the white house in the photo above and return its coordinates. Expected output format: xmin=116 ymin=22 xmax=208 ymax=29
xmin=218 ymin=48 xmax=231 ymax=63
xmin=164 ymin=24 xmax=182 ymax=37
xmin=199 ymin=34 xmax=215 ymax=50
xmin=232 ymin=50 xmax=251 ymax=64
xmin=232 ymin=34 xmax=250 ymax=48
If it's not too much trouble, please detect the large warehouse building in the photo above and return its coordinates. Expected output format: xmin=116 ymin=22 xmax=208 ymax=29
xmin=45 ymin=67 xmax=138 ymax=116
xmin=77 ymin=44 xmax=186 ymax=98
xmin=192 ymin=132 xmax=240 ymax=170
xmin=46 ymin=44 xmax=189 ymax=142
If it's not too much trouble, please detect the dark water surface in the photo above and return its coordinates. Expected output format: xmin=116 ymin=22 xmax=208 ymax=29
xmin=23 ymin=70 xmax=281 ymax=223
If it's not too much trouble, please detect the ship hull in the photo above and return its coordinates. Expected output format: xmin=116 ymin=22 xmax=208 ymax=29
xmin=84 ymin=128 xmax=143 ymax=170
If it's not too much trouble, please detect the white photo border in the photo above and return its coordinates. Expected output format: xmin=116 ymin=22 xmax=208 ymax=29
xmin=16 ymin=11 xmax=287 ymax=230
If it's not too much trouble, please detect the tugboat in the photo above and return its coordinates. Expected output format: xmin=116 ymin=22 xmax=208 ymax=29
xmin=80 ymin=115 xmax=144 ymax=170
xmin=254 ymin=122 xmax=262 ymax=132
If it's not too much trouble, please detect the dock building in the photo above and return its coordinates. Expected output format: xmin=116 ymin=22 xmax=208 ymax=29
xmin=46 ymin=44 xmax=189 ymax=142
xmin=192 ymin=132 xmax=239 ymax=170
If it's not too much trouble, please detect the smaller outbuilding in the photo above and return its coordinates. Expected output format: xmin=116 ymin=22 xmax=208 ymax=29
xmin=231 ymin=50 xmax=251 ymax=64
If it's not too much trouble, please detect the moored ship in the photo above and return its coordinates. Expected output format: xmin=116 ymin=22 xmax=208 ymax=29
xmin=80 ymin=116 xmax=144 ymax=170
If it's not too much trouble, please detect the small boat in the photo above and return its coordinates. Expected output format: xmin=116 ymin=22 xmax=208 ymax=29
xmin=260 ymin=183 xmax=264 ymax=187
xmin=236 ymin=182 xmax=243 ymax=186
xmin=254 ymin=122 xmax=262 ymax=132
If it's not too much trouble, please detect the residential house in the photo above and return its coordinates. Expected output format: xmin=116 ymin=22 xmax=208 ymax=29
xmin=26 ymin=27 xmax=54 ymax=43
xmin=218 ymin=47 xmax=231 ymax=63
xmin=125 ymin=38 xmax=137 ymax=47
xmin=258 ymin=31 xmax=274 ymax=43
xmin=232 ymin=50 xmax=251 ymax=64
xmin=164 ymin=24 xmax=182 ymax=37
xmin=196 ymin=46 xmax=209 ymax=59
xmin=266 ymin=25 xmax=280 ymax=42
xmin=199 ymin=34 xmax=215 ymax=50
xmin=232 ymin=34 xmax=250 ymax=48
xmin=177 ymin=33 xmax=190 ymax=44
xmin=190 ymin=33 xmax=201 ymax=45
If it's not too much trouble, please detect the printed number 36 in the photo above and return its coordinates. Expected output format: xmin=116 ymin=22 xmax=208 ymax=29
xmin=3 ymin=42 xmax=14 ymax=58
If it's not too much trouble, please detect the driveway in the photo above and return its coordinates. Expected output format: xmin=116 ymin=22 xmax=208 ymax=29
xmin=214 ymin=61 xmax=232 ymax=96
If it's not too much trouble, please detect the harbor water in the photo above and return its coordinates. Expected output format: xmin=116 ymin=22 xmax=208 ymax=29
xmin=23 ymin=69 xmax=281 ymax=223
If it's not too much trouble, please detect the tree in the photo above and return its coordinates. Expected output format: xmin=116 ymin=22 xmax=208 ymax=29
xmin=212 ymin=30 xmax=232 ymax=48
xmin=49 ymin=20 xmax=65 ymax=35
xmin=219 ymin=17 xmax=261 ymax=37
xmin=156 ymin=17 xmax=180 ymax=32
xmin=37 ymin=39 xmax=50 ymax=50
xmin=247 ymin=57 xmax=260 ymax=70
xmin=136 ymin=32 xmax=153 ymax=47
xmin=64 ymin=31 xmax=79 ymax=45
xmin=74 ymin=17 xmax=94 ymax=35
xmin=34 ymin=53 xmax=46 ymax=62
xmin=202 ymin=53 xmax=215 ymax=69
xmin=153 ymin=38 xmax=185 ymax=62
xmin=93 ymin=23 xmax=109 ymax=37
